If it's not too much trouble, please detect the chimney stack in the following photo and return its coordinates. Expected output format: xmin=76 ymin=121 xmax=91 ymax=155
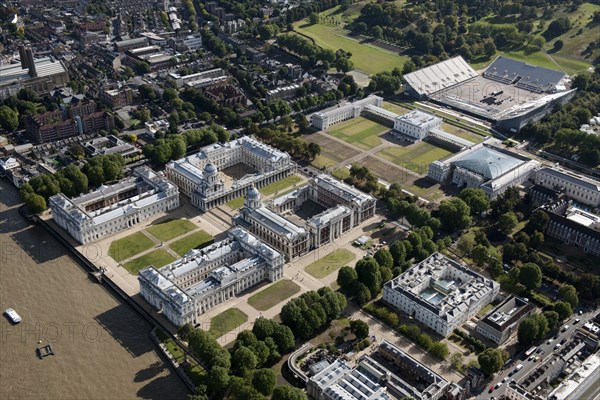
xmin=26 ymin=48 xmax=37 ymax=77
xmin=18 ymin=45 xmax=28 ymax=69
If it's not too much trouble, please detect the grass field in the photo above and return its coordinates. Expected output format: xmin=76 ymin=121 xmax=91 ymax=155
xmin=260 ymin=175 xmax=303 ymax=196
xmin=332 ymin=167 xmax=350 ymax=180
xmin=327 ymin=117 xmax=388 ymax=150
xmin=383 ymin=102 xmax=411 ymax=115
xmin=146 ymin=219 xmax=197 ymax=242
xmin=248 ymin=280 xmax=301 ymax=311
xmin=170 ymin=231 xmax=214 ymax=256
xmin=226 ymin=196 xmax=245 ymax=209
xmin=208 ymin=308 xmax=248 ymax=338
xmin=441 ymin=123 xmax=485 ymax=144
xmin=311 ymin=154 xmax=337 ymax=169
xmin=108 ymin=232 xmax=155 ymax=262
xmin=292 ymin=22 xmax=407 ymax=75
xmin=406 ymin=182 xmax=445 ymax=201
xmin=122 ymin=249 xmax=175 ymax=275
xmin=377 ymin=142 xmax=452 ymax=175
xmin=305 ymin=249 xmax=356 ymax=279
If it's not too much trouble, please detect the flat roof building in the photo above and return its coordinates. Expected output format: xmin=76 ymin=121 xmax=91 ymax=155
xmin=476 ymin=296 xmax=535 ymax=345
xmin=139 ymin=227 xmax=284 ymax=327
xmin=311 ymin=95 xmax=383 ymax=130
xmin=393 ymin=109 xmax=443 ymax=141
xmin=533 ymin=167 xmax=600 ymax=208
xmin=383 ymin=252 xmax=499 ymax=337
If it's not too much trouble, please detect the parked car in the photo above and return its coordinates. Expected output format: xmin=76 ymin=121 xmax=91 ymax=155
xmin=4 ymin=308 xmax=21 ymax=323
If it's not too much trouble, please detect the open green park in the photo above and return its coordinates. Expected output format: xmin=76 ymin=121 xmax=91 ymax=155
xmin=327 ymin=117 xmax=389 ymax=150
xmin=122 ymin=249 xmax=176 ymax=275
xmin=292 ymin=21 xmax=407 ymax=75
xmin=146 ymin=219 xmax=197 ymax=242
xmin=108 ymin=232 xmax=155 ymax=262
xmin=377 ymin=142 xmax=453 ymax=175
xmin=170 ymin=231 xmax=214 ymax=256
xmin=305 ymin=249 xmax=356 ymax=279
xmin=247 ymin=279 xmax=301 ymax=311
xmin=208 ymin=308 xmax=249 ymax=338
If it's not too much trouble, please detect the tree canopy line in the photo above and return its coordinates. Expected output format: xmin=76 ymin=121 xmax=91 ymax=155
xmin=247 ymin=122 xmax=321 ymax=161
xmin=20 ymin=154 xmax=125 ymax=214
xmin=276 ymin=34 xmax=355 ymax=71
xmin=521 ymin=70 xmax=600 ymax=167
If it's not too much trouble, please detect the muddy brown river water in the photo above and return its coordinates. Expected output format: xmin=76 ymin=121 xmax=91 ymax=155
xmin=0 ymin=179 xmax=189 ymax=400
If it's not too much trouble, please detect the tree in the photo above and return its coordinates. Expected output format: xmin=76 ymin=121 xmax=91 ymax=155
xmin=478 ymin=348 xmax=504 ymax=376
xmin=390 ymin=241 xmax=406 ymax=265
xmin=272 ymin=386 xmax=308 ymax=400
xmin=252 ymin=368 xmax=276 ymax=396
xmin=543 ymin=311 xmax=559 ymax=331
xmin=553 ymin=301 xmax=573 ymax=321
xmin=337 ymin=266 xmax=358 ymax=294
xmin=252 ymin=317 xmax=276 ymax=341
xmin=417 ymin=333 xmax=433 ymax=349
xmin=557 ymin=284 xmax=579 ymax=308
xmin=309 ymin=12 xmax=319 ymax=24
xmin=459 ymin=188 xmax=490 ymax=216
xmin=450 ymin=352 xmax=464 ymax=370
xmin=498 ymin=212 xmax=518 ymax=235
xmin=517 ymin=317 xmax=539 ymax=346
xmin=519 ymin=263 xmax=542 ymax=290
xmin=429 ymin=342 xmax=449 ymax=360
xmin=24 ymin=193 xmax=47 ymax=213
xmin=206 ymin=366 xmax=230 ymax=394
xmin=350 ymin=320 xmax=369 ymax=340
xmin=483 ymin=39 xmax=497 ymax=58
xmin=457 ymin=234 xmax=475 ymax=255
xmin=231 ymin=346 xmax=258 ymax=377
xmin=178 ymin=323 xmax=194 ymax=341
xmin=335 ymin=57 xmax=354 ymax=73
xmin=356 ymin=282 xmax=372 ymax=306
xmin=0 ymin=105 xmax=19 ymax=131
xmin=374 ymin=249 xmax=393 ymax=269
xmin=472 ymin=245 xmax=490 ymax=267
xmin=272 ymin=324 xmax=295 ymax=354
xmin=356 ymin=257 xmax=382 ymax=296
xmin=437 ymin=198 xmax=471 ymax=231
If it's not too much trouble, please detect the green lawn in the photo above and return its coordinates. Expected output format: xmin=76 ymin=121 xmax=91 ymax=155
xmin=122 ymin=249 xmax=176 ymax=275
xmin=108 ymin=232 xmax=155 ymax=262
xmin=311 ymin=154 xmax=337 ymax=169
xmin=377 ymin=142 xmax=452 ymax=174
xmin=328 ymin=117 xmax=389 ymax=150
xmin=259 ymin=175 xmax=303 ymax=196
xmin=441 ymin=123 xmax=485 ymax=144
xmin=478 ymin=304 xmax=494 ymax=317
xmin=208 ymin=308 xmax=248 ymax=338
xmin=305 ymin=249 xmax=356 ymax=279
xmin=332 ymin=167 xmax=350 ymax=180
xmin=248 ymin=280 xmax=301 ymax=311
xmin=406 ymin=183 xmax=445 ymax=201
xmin=226 ymin=196 xmax=245 ymax=209
xmin=146 ymin=219 xmax=197 ymax=242
xmin=170 ymin=231 xmax=215 ymax=256
xmin=292 ymin=22 xmax=407 ymax=75
xmin=383 ymin=102 xmax=411 ymax=115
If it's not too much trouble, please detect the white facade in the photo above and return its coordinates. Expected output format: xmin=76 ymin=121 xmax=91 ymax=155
xmin=49 ymin=167 xmax=179 ymax=244
xmin=165 ymin=136 xmax=295 ymax=211
xmin=0 ymin=157 xmax=19 ymax=177
xmin=533 ymin=167 xmax=600 ymax=207
xmin=393 ymin=110 xmax=442 ymax=141
xmin=311 ymin=95 xmax=383 ymax=130
xmin=382 ymin=253 xmax=499 ymax=337
xmin=138 ymin=227 xmax=284 ymax=327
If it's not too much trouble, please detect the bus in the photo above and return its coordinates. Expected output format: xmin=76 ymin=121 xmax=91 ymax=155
xmin=525 ymin=346 xmax=537 ymax=357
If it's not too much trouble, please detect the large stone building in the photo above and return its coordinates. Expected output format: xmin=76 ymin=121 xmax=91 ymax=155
xmin=49 ymin=167 xmax=179 ymax=244
xmin=311 ymin=95 xmax=383 ymax=130
xmin=428 ymin=138 xmax=540 ymax=198
xmin=393 ymin=109 xmax=442 ymax=141
xmin=165 ymin=137 xmax=295 ymax=211
xmin=307 ymin=340 xmax=462 ymax=400
xmin=234 ymin=173 xmax=375 ymax=261
xmin=138 ymin=227 xmax=284 ymax=327
xmin=476 ymin=296 xmax=535 ymax=345
xmin=383 ymin=252 xmax=499 ymax=337
xmin=533 ymin=167 xmax=600 ymax=208
xmin=0 ymin=46 xmax=70 ymax=100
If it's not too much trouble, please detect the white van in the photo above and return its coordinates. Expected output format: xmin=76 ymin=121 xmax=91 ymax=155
xmin=5 ymin=308 xmax=22 ymax=323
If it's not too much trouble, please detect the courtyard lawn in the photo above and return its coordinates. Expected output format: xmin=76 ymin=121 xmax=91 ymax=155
xmin=292 ymin=22 xmax=408 ymax=75
xmin=328 ymin=117 xmax=388 ymax=150
xmin=377 ymin=142 xmax=452 ymax=175
xmin=478 ymin=303 xmax=494 ymax=317
xmin=332 ymin=167 xmax=350 ymax=180
xmin=226 ymin=196 xmax=245 ymax=209
xmin=170 ymin=231 xmax=215 ymax=257
xmin=406 ymin=183 xmax=445 ymax=201
xmin=122 ymin=249 xmax=176 ymax=275
xmin=208 ymin=308 xmax=248 ymax=339
xmin=248 ymin=280 xmax=301 ymax=311
xmin=383 ymin=102 xmax=411 ymax=115
xmin=441 ymin=123 xmax=485 ymax=144
xmin=259 ymin=175 xmax=303 ymax=196
xmin=108 ymin=232 xmax=155 ymax=262
xmin=146 ymin=219 xmax=197 ymax=242
xmin=305 ymin=249 xmax=356 ymax=279
xmin=311 ymin=154 xmax=337 ymax=169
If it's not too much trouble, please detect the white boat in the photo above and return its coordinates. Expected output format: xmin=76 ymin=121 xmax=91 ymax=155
xmin=5 ymin=308 xmax=22 ymax=323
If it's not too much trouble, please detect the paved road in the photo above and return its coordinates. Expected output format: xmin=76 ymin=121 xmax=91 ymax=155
xmin=482 ymin=308 xmax=597 ymax=399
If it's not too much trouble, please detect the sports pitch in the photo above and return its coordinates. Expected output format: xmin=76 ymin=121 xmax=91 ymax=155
xmin=327 ymin=117 xmax=389 ymax=150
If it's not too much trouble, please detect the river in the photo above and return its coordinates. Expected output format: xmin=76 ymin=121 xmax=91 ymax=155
xmin=0 ymin=178 xmax=189 ymax=399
